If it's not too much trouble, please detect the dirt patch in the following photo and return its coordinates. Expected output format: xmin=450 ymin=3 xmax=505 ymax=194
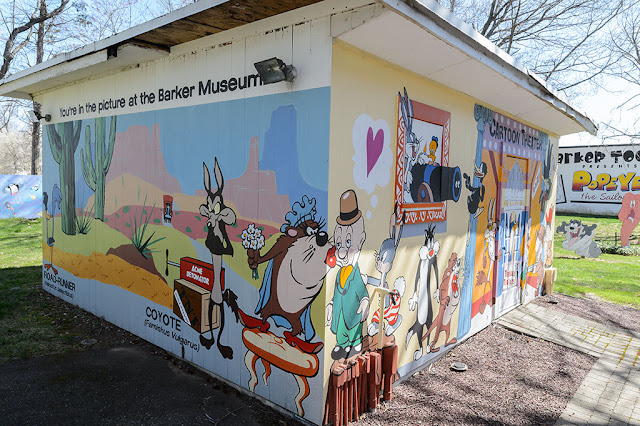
xmin=534 ymin=293 xmax=640 ymax=335
xmin=106 ymin=243 xmax=163 ymax=280
xmin=359 ymin=324 xmax=595 ymax=426
xmin=44 ymin=243 xmax=172 ymax=307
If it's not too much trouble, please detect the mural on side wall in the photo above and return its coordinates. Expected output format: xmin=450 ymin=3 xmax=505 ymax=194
xmin=326 ymin=190 xmax=370 ymax=361
xmin=0 ymin=175 xmax=42 ymax=219
xmin=457 ymin=105 xmax=552 ymax=339
xmin=619 ymin=193 xmax=640 ymax=247
xmin=406 ymin=225 xmax=440 ymax=360
xmin=421 ymin=251 xmax=463 ymax=354
xmin=41 ymin=88 xmax=332 ymax=424
xmin=366 ymin=203 xmax=406 ymax=339
xmin=556 ymin=220 xmax=601 ymax=257
xmin=394 ymin=88 xmax=462 ymax=224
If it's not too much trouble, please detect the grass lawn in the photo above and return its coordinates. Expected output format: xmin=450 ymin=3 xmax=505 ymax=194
xmin=0 ymin=218 xmax=105 ymax=362
xmin=554 ymin=213 xmax=640 ymax=307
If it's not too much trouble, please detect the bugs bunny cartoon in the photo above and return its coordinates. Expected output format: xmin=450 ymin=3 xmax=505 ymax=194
xmin=199 ymin=158 xmax=240 ymax=359
xmin=366 ymin=204 xmax=406 ymax=337
xmin=399 ymin=88 xmax=428 ymax=201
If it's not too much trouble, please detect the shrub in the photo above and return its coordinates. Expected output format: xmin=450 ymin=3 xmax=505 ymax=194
xmin=598 ymin=241 xmax=640 ymax=256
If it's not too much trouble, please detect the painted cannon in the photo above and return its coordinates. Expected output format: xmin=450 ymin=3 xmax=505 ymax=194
xmin=409 ymin=164 xmax=462 ymax=203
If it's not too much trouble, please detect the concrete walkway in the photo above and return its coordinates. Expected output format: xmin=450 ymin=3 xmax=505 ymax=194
xmin=497 ymin=302 xmax=640 ymax=425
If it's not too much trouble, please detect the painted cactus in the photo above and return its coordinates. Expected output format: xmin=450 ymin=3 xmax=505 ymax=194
xmin=81 ymin=116 xmax=117 ymax=221
xmin=46 ymin=121 xmax=82 ymax=235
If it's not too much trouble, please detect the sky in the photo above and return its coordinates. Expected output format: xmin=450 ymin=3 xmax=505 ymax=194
xmin=559 ymin=75 xmax=639 ymax=148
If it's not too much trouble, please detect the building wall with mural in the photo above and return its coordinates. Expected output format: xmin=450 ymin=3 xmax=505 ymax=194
xmin=40 ymin=11 xmax=334 ymax=425
xmin=557 ymin=144 xmax=640 ymax=216
xmin=325 ymin=42 xmax=558 ymax=392
xmin=32 ymin=3 xmax=565 ymax=425
xmin=0 ymin=175 xmax=42 ymax=219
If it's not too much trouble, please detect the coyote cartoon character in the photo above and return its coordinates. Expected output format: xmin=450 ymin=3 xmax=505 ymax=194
xmin=199 ymin=158 xmax=240 ymax=359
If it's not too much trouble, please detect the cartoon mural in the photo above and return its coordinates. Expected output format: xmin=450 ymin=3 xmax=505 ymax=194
xmin=80 ymin=116 xmax=116 ymax=221
xmin=420 ymin=252 xmax=463 ymax=354
xmin=0 ymin=175 xmax=42 ymax=219
xmin=244 ymin=195 xmax=335 ymax=354
xmin=406 ymin=225 xmax=440 ymax=360
xmin=458 ymin=105 xmax=551 ymax=339
xmin=366 ymin=204 xmax=406 ymax=338
xmin=619 ymin=193 xmax=640 ymax=247
xmin=42 ymin=86 xmax=332 ymax=424
xmin=197 ymin=158 xmax=240 ymax=358
xmin=394 ymin=88 xmax=461 ymax=224
xmin=556 ymin=220 xmax=601 ymax=257
xmin=46 ymin=121 xmax=81 ymax=235
xmin=326 ymin=190 xmax=369 ymax=360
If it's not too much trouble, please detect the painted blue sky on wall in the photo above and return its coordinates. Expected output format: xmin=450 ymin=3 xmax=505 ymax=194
xmin=42 ymin=87 xmax=330 ymax=209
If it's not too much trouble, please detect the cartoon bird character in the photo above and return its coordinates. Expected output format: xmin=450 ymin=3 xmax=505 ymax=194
xmin=43 ymin=185 xmax=62 ymax=273
xmin=463 ymin=161 xmax=487 ymax=219
xmin=426 ymin=136 xmax=439 ymax=164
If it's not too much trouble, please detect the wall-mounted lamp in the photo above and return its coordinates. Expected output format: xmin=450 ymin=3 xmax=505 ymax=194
xmin=254 ymin=57 xmax=297 ymax=84
xmin=28 ymin=110 xmax=51 ymax=123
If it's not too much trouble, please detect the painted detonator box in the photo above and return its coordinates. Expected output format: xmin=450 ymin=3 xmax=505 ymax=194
xmin=179 ymin=257 xmax=222 ymax=292
xmin=173 ymin=279 xmax=220 ymax=333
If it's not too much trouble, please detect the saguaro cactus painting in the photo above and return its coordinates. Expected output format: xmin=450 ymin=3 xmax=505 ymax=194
xmin=46 ymin=121 xmax=82 ymax=235
xmin=81 ymin=116 xmax=117 ymax=221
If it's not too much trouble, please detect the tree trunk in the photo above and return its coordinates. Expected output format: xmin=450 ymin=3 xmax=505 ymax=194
xmin=31 ymin=0 xmax=46 ymax=176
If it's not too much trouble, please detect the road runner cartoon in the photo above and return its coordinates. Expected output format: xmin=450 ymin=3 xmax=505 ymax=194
xmin=326 ymin=190 xmax=369 ymax=360
xmin=243 ymin=195 xmax=336 ymax=354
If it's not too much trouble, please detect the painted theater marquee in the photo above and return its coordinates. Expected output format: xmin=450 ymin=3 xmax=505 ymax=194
xmin=556 ymin=144 xmax=640 ymax=216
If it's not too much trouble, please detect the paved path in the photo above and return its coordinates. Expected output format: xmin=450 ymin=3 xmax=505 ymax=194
xmin=497 ymin=302 xmax=640 ymax=426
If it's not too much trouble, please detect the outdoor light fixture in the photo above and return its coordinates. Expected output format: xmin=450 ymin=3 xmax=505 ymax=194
xmin=254 ymin=57 xmax=297 ymax=84
xmin=28 ymin=110 xmax=51 ymax=123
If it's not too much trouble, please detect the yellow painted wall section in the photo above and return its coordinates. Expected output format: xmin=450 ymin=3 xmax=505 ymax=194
xmin=323 ymin=41 xmax=559 ymax=397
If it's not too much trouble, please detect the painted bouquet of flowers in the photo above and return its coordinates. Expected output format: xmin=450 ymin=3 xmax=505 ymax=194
xmin=241 ymin=223 xmax=265 ymax=279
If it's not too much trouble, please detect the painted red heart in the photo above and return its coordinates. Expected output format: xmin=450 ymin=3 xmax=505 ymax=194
xmin=366 ymin=127 xmax=384 ymax=176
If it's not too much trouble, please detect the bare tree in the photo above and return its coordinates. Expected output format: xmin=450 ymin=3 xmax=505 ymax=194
xmin=0 ymin=128 xmax=31 ymax=174
xmin=436 ymin=0 xmax=626 ymax=98
xmin=595 ymin=6 xmax=640 ymax=141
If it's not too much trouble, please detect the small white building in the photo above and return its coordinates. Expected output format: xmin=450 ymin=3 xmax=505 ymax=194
xmin=0 ymin=1 xmax=595 ymax=424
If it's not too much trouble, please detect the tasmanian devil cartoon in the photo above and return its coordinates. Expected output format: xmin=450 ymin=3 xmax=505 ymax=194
xmin=422 ymin=253 xmax=462 ymax=353
xmin=199 ymin=158 xmax=240 ymax=359
xmin=406 ymin=224 xmax=440 ymax=360
xmin=243 ymin=196 xmax=337 ymax=354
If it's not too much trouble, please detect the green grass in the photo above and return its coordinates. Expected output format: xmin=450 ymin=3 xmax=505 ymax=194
xmin=0 ymin=218 xmax=102 ymax=363
xmin=554 ymin=213 xmax=640 ymax=307
xmin=0 ymin=218 xmax=43 ymax=268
